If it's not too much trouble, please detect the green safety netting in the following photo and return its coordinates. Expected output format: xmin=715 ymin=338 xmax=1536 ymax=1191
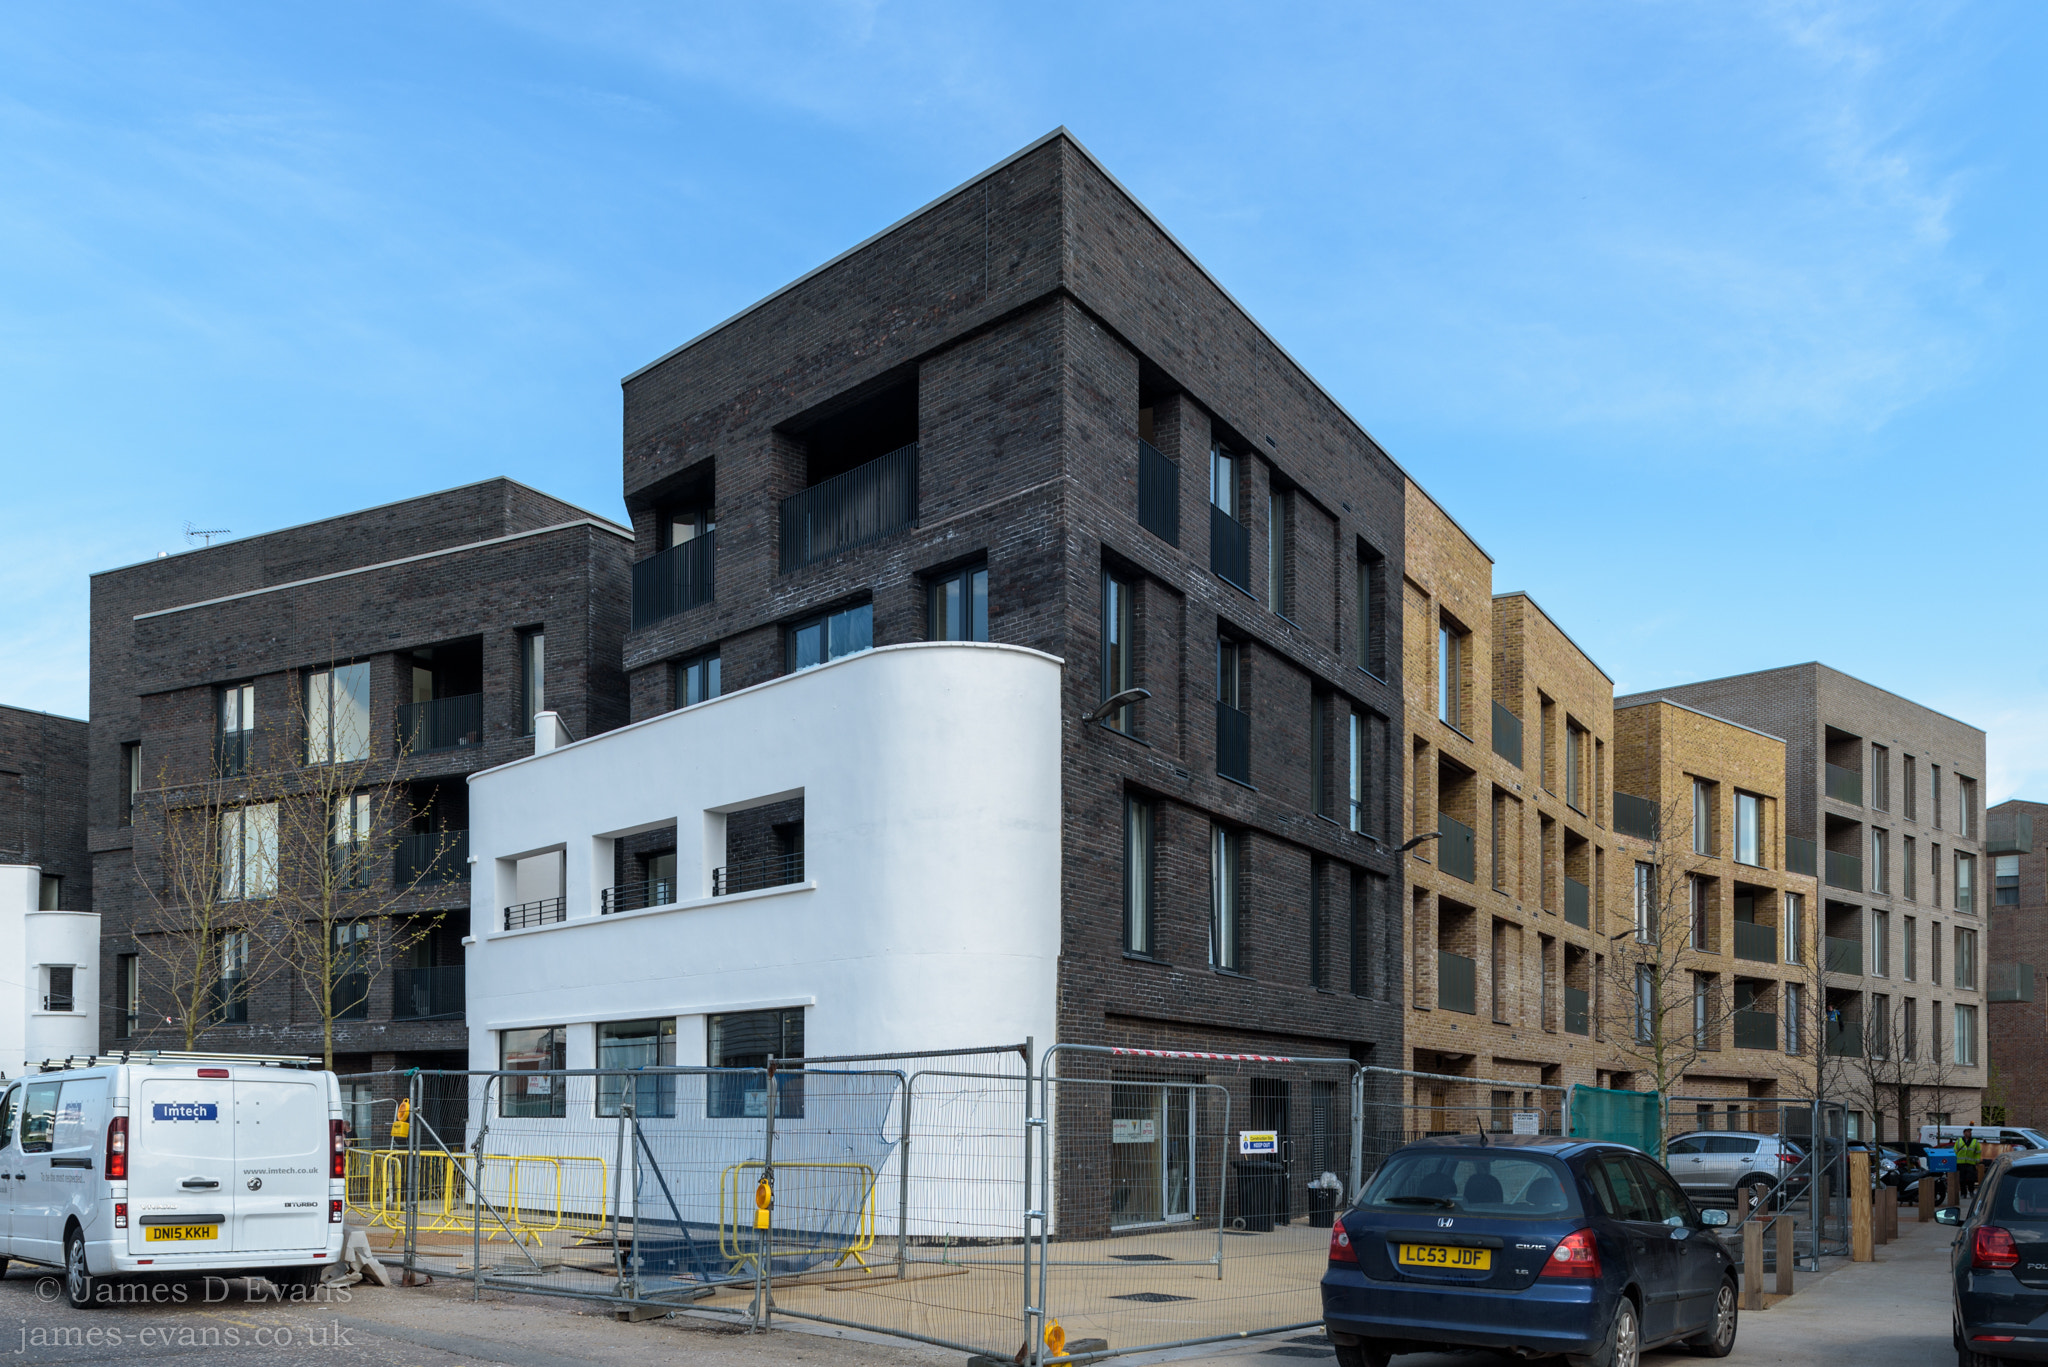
xmin=1567 ymin=1083 xmax=1662 ymax=1154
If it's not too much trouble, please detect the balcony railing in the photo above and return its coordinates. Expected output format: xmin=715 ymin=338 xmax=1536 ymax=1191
xmin=398 ymin=693 xmax=484 ymax=754
xmin=1137 ymin=440 xmax=1179 ymax=546
xmin=392 ymin=965 xmax=465 ymax=1020
xmin=1209 ymin=504 xmax=1250 ymax=590
xmin=1438 ymin=952 xmax=1477 ymax=1015
xmin=1991 ymin=962 xmax=2036 ymax=1004
xmin=713 ymin=853 xmax=804 ymax=897
xmin=1826 ymin=1023 xmax=1865 ymax=1058
xmin=1824 ymin=935 xmax=1864 ymax=975
xmin=208 ymin=973 xmax=247 ymax=1024
xmin=1564 ymin=986 xmax=1590 ymax=1036
xmin=1826 ymin=763 xmax=1863 ymax=805
xmin=1824 ymin=849 xmax=1861 ymax=891
xmin=396 ymin=829 xmax=469 ymax=885
xmin=1734 ymin=920 xmax=1778 ymax=964
xmin=1613 ymin=791 xmax=1658 ymax=841
xmin=334 ymin=970 xmax=370 ymax=1021
xmin=602 ymin=877 xmax=678 ymax=915
xmin=504 ymin=897 xmax=566 ymax=930
xmin=780 ymin=443 xmax=918 ymax=572
xmin=1733 ymin=1009 xmax=1778 ymax=1051
xmin=1564 ymin=876 xmax=1590 ymax=928
xmin=1438 ymin=815 xmax=1477 ymax=883
xmin=1491 ymin=702 xmax=1523 ymax=768
xmin=1787 ymin=835 xmax=1817 ymax=877
xmin=216 ymin=729 xmax=254 ymax=778
xmin=1216 ymin=701 xmax=1251 ymax=785
xmin=631 ymin=532 xmax=716 ymax=629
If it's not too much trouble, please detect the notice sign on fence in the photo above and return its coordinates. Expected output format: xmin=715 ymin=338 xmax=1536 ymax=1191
xmin=1113 ymin=1119 xmax=1157 ymax=1145
xmin=1512 ymin=1111 xmax=1541 ymax=1136
xmin=1238 ymin=1130 xmax=1279 ymax=1155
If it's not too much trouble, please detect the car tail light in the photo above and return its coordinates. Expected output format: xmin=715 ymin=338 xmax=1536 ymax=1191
xmin=330 ymin=1200 xmax=343 ymax=1224
xmin=1542 ymin=1227 xmax=1601 ymax=1279
xmin=330 ymin=1120 xmax=348 ymax=1179
xmin=1778 ymin=1152 xmax=1802 ymax=1165
xmin=106 ymin=1115 xmax=128 ymax=1181
xmin=114 ymin=1202 xmax=128 ymax=1230
xmin=198 ymin=1068 xmax=229 ymax=1078
xmin=1328 ymin=1223 xmax=1357 ymax=1263
xmin=1973 ymin=1226 xmax=2020 ymax=1270
xmin=1975 ymin=1336 xmax=2017 ymax=1344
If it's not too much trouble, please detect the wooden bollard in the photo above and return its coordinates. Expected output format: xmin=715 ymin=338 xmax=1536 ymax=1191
xmin=1876 ymin=1185 xmax=1895 ymax=1244
xmin=1735 ymin=1185 xmax=1752 ymax=1226
xmin=1920 ymin=1173 xmax=1937 ymax=1222
xmin=1850 ymin=1150 xmax=1873 ymax=1261
xmin=1742 ymin=1220 xmax=1766 ymax=1309
xmin=1776 ymin=1214 xmax=1795 ymax=1295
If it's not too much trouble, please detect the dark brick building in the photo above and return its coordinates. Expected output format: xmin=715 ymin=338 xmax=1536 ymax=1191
xmin=88 ymin=478 xmax=630 ymax=1087
xmin=1987 ymin=799 xmax=2044 ymax=1128
xmin=0 ymin=704 xmax=90 ymax=910
xmin=613 ymin=127 xmax=1409 ymax=1152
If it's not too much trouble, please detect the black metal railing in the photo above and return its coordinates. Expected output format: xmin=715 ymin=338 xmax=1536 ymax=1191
xmin=398 ymin=693 xmax=484 ymax=753
xmin=631 ymin=531 xmax=716 ymax=628
xmin=1564 ymin=986 xmax=1590 ymax=1036
xmin=504 ymin=897 xmax=567 ymax=930
xmin=1733 ymin=1009 xmax=1778 ymax=1051
xmin=713 ymin=853 xmax=805 ymax=897
xmin=1439 ymin=814 xmax=1477 ymax=883
xmin=780 ymin=443 xmax=918 ymax=572
xmin=329 ymin=842 xmax=371 ymax=888
xmin=1491 ymin=701 xmax=1523 ymax=768
xmin=1825 ymin=849 xmax=1862 ymax=892
xmin=1826 ymin=763 xmax=1863 ymax=805
xmin=208 ymin=973 xmax=248 ymax=1024
xmin=392 ymin=965 xmax=465 ymax=1020
xmin=216 ymin=729 xmax=253 ymax=777
xmin=1438 ymin=952 xmax=1477 ymax=1015
xmin=1824 ymin=935 xmax=1863 ymax=975
xmin=1138 ymin=440 xmax=1179 ymax=546
xmin=1826 ymin=1023 xmax=1864 ymax=1058
xmin=395 ymin=829 xmax=469 ymax=885
xmin=1734 ymin=920 xmax=1778 ymax=964
xmin=1216 ymin=701 xmax=1251 ymax=784
xmin=602 ymin=877 xmax=679 ymax=915
xmin=1209 ymin=503 xmax=1250 ymax=589
xmin=1787 ymin=835 xmax=1817 ymax=876
xmin=1565 ymin=876 xmax=1590 ymax=928
xmin=334 ymin=970 xmax=370 ymax=1021
xmin=1614 ymin=791 xmax=1658 ymax=841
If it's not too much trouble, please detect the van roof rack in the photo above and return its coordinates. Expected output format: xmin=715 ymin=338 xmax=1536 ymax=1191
xmin=30 ymin=1050 xmax=322 ymax=1072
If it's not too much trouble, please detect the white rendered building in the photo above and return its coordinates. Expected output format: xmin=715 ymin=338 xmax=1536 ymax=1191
xmin=0 ymin=864 xmax=100 ymax=1079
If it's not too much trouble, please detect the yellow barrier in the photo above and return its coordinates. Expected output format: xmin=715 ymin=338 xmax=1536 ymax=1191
xmin=342 ymin=1145 xmax=611 ymax=1245
xmin=718 ymin=1160 xmax=877 ymax=1276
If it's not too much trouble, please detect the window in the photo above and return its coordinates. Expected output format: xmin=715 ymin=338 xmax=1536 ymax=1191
xmin=1693 ymin=974 xmax=1711 ymax=1047
xmin=1355 ymin=548 xmax=1383 ymax=675
xmin=1904 ymin=837 xmax=1918 ymax=901
xmin=1689 ymin=876 xmax=1709 ymax=951
xmin=1217 ymin=637 xmax=1243 ymax=710
xmin=597 ymin=1018 xmax=677 ymax=1118
xmin=37 ymin=875 xmax=61 ymax=910
xmin=675 ymin=650 xmax=721 ymax=707
xmin=1539 ymin=694 xmax=1556 ymax=792
xmin=1871 ymin=745 xmax=1890 ymax=812
xmin=1634 ymin=964 xmax=1656 ymax=1042
xmin=1348 ymin=712 xmax=1367 ymax=834
xmin=1692 ymin=779 xmax=1712 ymax=856
xmin=1955 ymin=1004 xmax=1978 ymax=1066
xmin=42 ymin=965 xmax=74 ymax=1013
xmin=1634 ymin=862 xmax=1655 ymax=943
xmin=708 ymin=1008 xmax=804 ymax=1119
xmin=1932 ymin=765 xmax=1943 ymax=829
xmin=1904 ymin=998 xmax=1917 ymax=1059
xmin=1783 ymin=892 xmax=1804 ymax=965
xmin=1123 ymin=796 xmax=1155 ymax=956
xmin=1904 ymin=916 xmax=1918 ymax=981
xmin=1216 ymin=636 xmax=1249 ymax=782
xmin=1960 ymin=777 xmax=1978 ymax=839
xmin=1564 ymin=721 xmax=1585 ymax=811
xmin=1904 ymin=755 xmax=1918 ymax=821
xmin=1869 ymin=994 xmax=1889 ymax=1059
xmin=19 ymin=1082 xmax=60 ymax=1154
xmin=1437 ymin=620 xmax=1467 ymax=729
xmin=116 ymin=954 xmax=138 ymax=1038
xmin=1211 ymin=825 xmax=1243 ymax=971
xmin=1932 ymin=922 xmax=1944 ymax=984
xmin=500 ymin=1026 xmax=567 ymax=1118
xmin=332 ymin=792 xmax=371 ymax=887
xmin=219 ymin=803 xmax=277 ymax=901
xmin=1100 ymin=572 xmax=1136 ymax=734
xmin=1266 ymin=490 xmax=1291 ymax=616
xmin=1997 ymin=854 xmax=2020 ymax=907
xmin=333 ymin=921 xmax=370 ymax=1019
xmin=218 ymin=682 xmax=255 ymax=775
xmin=1957 ymin=927 xmax=1978 ymax=990
xmin=928 ymin=563 xmax=989 ymax=642
xmin=1871 ymin=829 xmax=1889 ymax=893
xmin=1736 ymin=792 xmax=1763 ymax=867
xmin=1957 ymin=853 xmax=1976 ymax=913
xmin=664 ymin=504 xmax=715 ymax=551
xmin=1934 ymin=843 xmax=1943 ymax=905
xmin=306 ymin=663 xmax=370 ymax=763
xmin=1784 ymin=982 xmax=1803 ymax=1054
xmin=1209 ymin=444 xmax=1237 ymax=518
xmin=1872 ymin=909 xmax=1890 ymax=977
xmin=519 ymin=630 xmax=546 ymax=734
xmin=788 ymin=602 xmax=873 ymax=672
xmin=215 ymin=931 xmax=249 ymax=1023
xmin=121 ymin=742 xmax=141 ymax=827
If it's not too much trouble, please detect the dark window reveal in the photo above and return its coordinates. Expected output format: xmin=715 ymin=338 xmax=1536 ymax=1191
xmin=708 ymin=1008 xmax=805 ymax=1119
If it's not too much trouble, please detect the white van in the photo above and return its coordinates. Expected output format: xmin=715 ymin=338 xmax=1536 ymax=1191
xmin=0 ymin=1055 xmax=346 ymax=1307
xmin=1918 ymin=1124 xmax=2048 ymax=1151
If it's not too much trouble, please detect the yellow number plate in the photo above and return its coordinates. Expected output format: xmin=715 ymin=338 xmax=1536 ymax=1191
xmin=145 ymin=1224 xmax=219 ymax=1242
xmin=1397 ymin=1243 xmax=1491 ymax=1270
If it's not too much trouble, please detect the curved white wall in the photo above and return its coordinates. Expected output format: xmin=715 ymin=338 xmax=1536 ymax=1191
xmin=0 ymin=867 xmax=100 ymax=1078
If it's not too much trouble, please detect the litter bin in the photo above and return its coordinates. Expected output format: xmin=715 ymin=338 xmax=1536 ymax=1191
xmin=1231 ymin=1158 xmax=1285 ymax=1232
xmin=1308 ymin=1185 xmax=1338 ymax=1229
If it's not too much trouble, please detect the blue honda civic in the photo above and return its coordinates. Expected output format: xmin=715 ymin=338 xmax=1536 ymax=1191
xmin=1322 ymin=1135 xmax=1738 ymax=1367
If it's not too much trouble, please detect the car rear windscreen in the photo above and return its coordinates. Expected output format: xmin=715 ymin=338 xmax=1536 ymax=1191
xmin=1361 ymin=1151 xmax=1580 ymax=1217
xmin=1991 ymin=1173 xmax=2048 ymax=1221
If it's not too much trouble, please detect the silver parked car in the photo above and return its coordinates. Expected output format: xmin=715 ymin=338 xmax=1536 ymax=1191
xmin=1664 ymin=1132 xmax=1806 ymax=1204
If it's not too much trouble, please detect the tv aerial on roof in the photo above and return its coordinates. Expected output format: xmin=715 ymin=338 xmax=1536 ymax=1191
xmin=184 ymin=520 xmax=232 ymax=547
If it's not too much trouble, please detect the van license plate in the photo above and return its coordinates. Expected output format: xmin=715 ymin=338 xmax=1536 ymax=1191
xmin=1398 ymin=1243 xmax=1490 ymax=1270
xmin=145 ymin=1224 xmax=218 ymax=1242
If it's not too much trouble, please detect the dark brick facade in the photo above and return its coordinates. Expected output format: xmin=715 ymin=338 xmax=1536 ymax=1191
xmin=614 ymin=131 xmax=1408 ymax=1093
xmin=1988 ymin=799 xmax=2048 ymax=1129
xmin=0 ymin=704 xmax=90 ymax=908
xmin=89 ymin=479 xmax=630 ymax=1071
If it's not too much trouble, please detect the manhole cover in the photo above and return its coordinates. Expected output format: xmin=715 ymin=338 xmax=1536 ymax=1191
xmin=1110 ymin=1292 xmax=1194 ymax=1303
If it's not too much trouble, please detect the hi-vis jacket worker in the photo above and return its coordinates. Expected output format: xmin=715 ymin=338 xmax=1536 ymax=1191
xmin=1957 ymin=1130 xmax=1985 ymax=1200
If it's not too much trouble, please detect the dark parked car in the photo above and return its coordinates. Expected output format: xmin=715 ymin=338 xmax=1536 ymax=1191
xmin=1323 ymin=1136 xmax=1737 ymax=1367
xmin=1938 ymin=1150 xmax=2048 ymax=1364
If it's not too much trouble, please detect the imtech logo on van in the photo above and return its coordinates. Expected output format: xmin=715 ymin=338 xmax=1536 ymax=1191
xmin=152 ymin=1102 xmax=220 ymax=1122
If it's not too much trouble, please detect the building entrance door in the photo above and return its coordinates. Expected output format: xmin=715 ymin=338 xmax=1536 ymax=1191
xmin=1109 ymin=1081 xmax=1196 ymax=1228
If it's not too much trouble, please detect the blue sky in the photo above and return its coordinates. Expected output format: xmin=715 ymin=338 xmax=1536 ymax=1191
xmin=4 ymin=3 xmax=2042 ymax=794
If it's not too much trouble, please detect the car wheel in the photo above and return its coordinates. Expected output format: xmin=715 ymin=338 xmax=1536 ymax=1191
xmin=1685 ymin=1278 xmax=1738 ymax=1357
xmin=64 ymin=1229 xmax=92 ymax=1309
xmin=1739 ymin=1176 xmax=1775 ymax=1210
xmin=1332 ymin=1342 xmax=1391 ymax=1367
xmin=1596 ymin=1298 xmax=1641 ymax=1367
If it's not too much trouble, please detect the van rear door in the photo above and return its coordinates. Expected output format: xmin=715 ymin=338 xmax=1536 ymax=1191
xmin=129 ymin=1074 xmax=234 ymax=1256
xmin=232 ymin=1074 xmax=328 ymax=1252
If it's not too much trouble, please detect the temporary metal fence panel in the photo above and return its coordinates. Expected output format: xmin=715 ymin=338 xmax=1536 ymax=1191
xmin=1661 ymin=1096 xmax=1849 ymax=1267
xmin=1357 ymin=1066 xmax=1573 ymax=1167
